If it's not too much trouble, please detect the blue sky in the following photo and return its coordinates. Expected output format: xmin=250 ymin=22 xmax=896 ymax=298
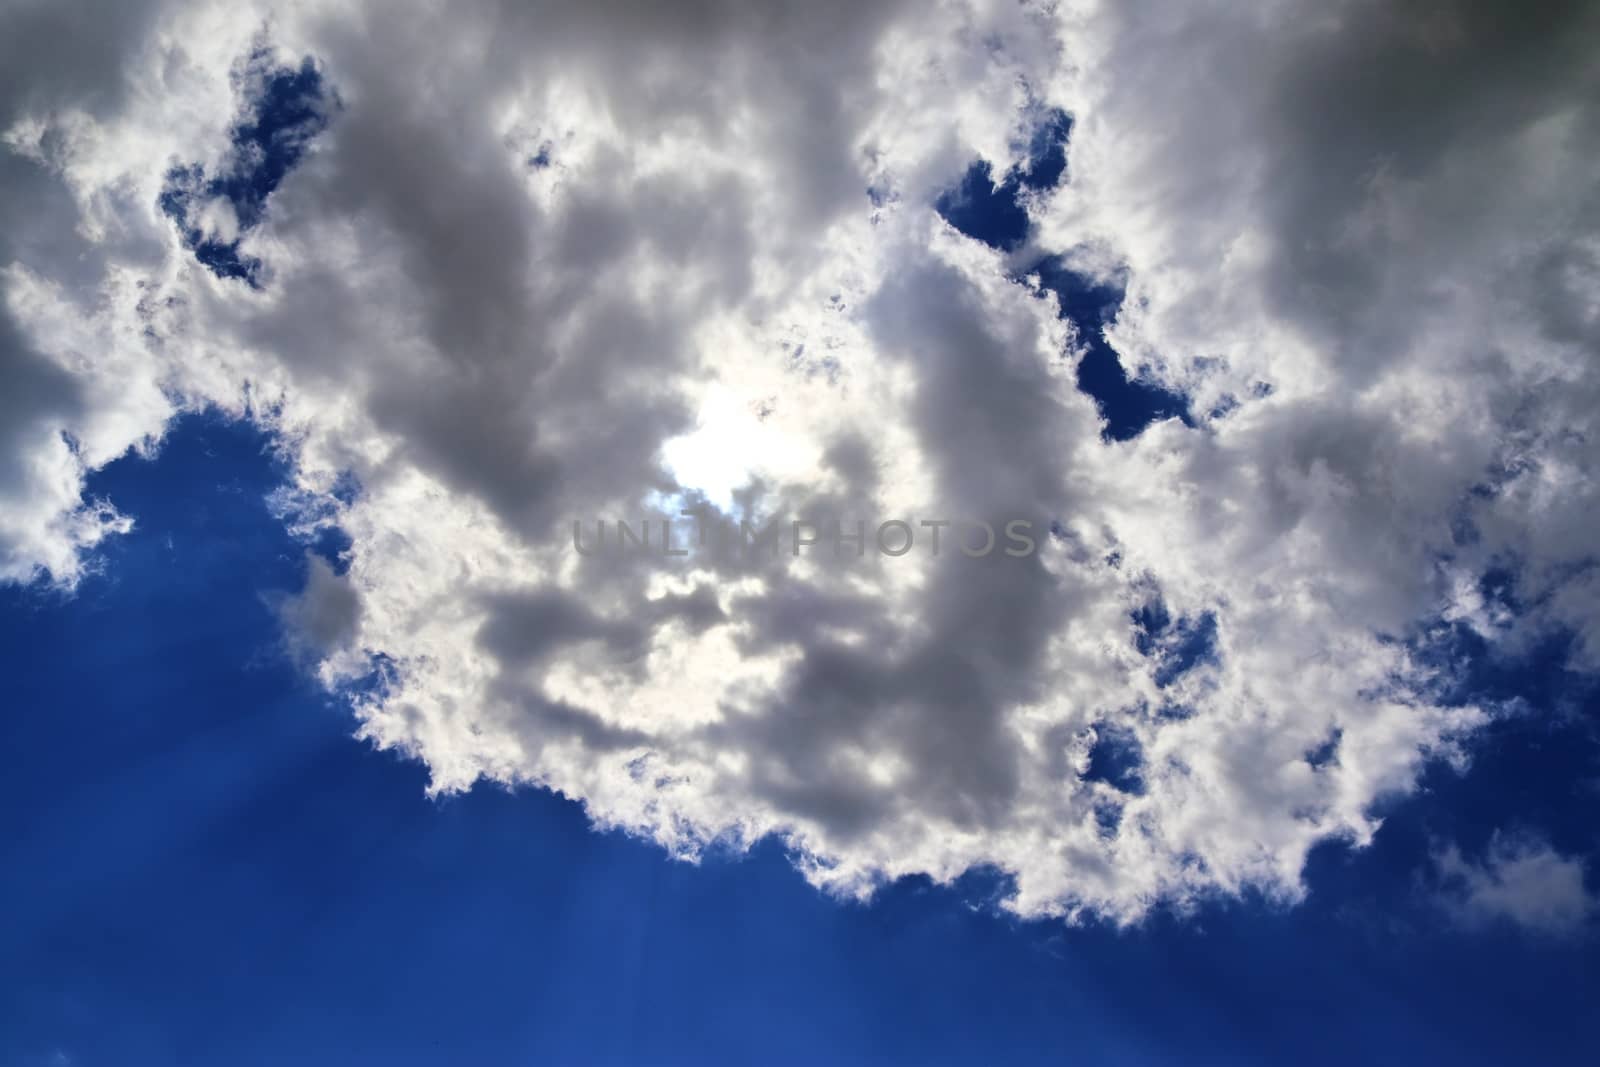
xmin=5 ymin=2 xmax=1600 ymax=1063
xmin=1 ymin=415 xmax=1595 ymax=1066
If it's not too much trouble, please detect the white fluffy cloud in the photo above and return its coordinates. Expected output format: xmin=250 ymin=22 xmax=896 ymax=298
xmin=3 ymin=0 xmax=1596 ymax=921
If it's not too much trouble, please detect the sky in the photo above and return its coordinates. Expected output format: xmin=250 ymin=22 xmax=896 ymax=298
xmin=3 ymin=1 xmax=1599 ymax=1063
xmin=1 ymin=413 xmax=1595 ymax=1065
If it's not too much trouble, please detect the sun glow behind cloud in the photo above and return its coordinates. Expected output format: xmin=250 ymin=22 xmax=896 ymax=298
xmin=659 ymin=383 xmax=823 ymax=513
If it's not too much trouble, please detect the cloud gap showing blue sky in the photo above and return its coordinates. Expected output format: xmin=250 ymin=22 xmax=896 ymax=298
xmin=159 ymin=53 xmax=329 ymax=285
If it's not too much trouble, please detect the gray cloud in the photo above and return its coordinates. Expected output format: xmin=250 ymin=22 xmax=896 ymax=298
xmin=1432 ymin=831 xmax=1596 ymax=936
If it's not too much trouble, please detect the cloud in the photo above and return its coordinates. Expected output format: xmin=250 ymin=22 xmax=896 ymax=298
xmin=1433 ymin=831 xmax=1596 ymax=936
xmin=274 ymin=552 xmax=361 ymax=664
xmin=0 ymin=0 xmax=1595 ymax=922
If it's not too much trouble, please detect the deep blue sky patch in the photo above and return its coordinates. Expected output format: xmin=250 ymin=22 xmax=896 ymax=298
xmin=935 ymin=159 xmax=1032 ymax=252
xmin=1133 ymin=598 xmax=1219 ymax=688
xmin=1017 ymin=108 xmax=1071 ymax=191
xmin=159 ymin=53 xmax=329 ymax=285
xmin=1084 ymin=723 xmax=1146 ymax=795
xmin=933 ymin=117 xmax=1191 ymax=443
xmin=1033 ymin=257 xmax=1192 ymax=441
xmin=934 ymin=108 xmax=1070 ymax=251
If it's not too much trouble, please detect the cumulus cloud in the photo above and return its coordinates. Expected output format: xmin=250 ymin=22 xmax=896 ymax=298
xmin=1432 ymin=832 xmax=1596 ymax=936
xmin=1 ymin=0 xmax=1596 ymax=921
